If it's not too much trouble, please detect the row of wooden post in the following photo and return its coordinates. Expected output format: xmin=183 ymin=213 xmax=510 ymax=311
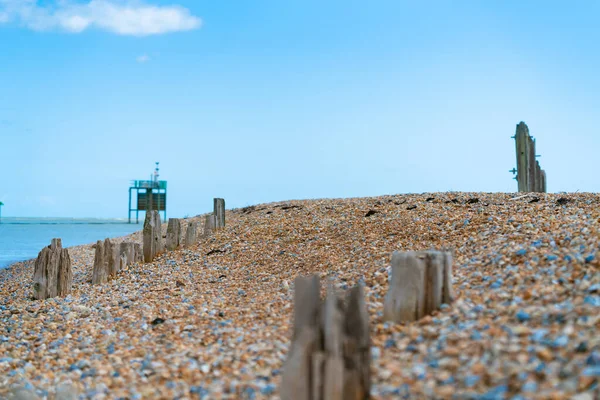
xmin=32 ymin=198 xmax=227 ymax=299
xmin=30 ymin=199 xmax=457 ymax=400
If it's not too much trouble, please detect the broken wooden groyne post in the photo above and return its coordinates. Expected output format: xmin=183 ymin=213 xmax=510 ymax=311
xmin=281 ymin=275 xmax=371 ymax=400
xmin=513 ymin=122 xmax=547 ymax=193
xmin=143 ymin=210 xmax=163 ymax=262
xmin=119 ymin=242 xmax=143 ymax=269
xmin=166 ymin=218 xmax=183 ymax=251
xmin=92 ymin=240 xmax=142 ymax=285
xmin=184 ymin=221 xmax=199 ymax=248
xmin=214 ymin=198 xmax=225 ymax=228
xmin=203 ymin=214 xmax=215 ymax=237
xmin=91 ymin=238 xmax=120 ymax=285
xmin=32 ymin=238 xmax=72 ymax=300
xmin=383 ymin=250 xmax=454 ymax=323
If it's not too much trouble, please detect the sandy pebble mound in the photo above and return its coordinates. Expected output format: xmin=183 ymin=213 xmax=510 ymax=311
xmin=1 ymin=192 xmax=599 ymax=399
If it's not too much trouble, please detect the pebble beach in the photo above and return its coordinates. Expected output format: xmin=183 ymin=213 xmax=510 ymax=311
xmin=1 ymin=192 xmax=599 ymax=399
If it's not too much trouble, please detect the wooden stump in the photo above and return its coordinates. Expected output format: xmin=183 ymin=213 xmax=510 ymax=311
xmin=383 ymin=250 xmax=454 ymax=323
xmin=92 ymin=238 xmax=119 ymax=285
xmin=134 ymin=243 xmax=143 ymax=262
xmin=203 ymin=214 xmax=215 ymax=237
xmin=281 ymin=275 xmax=371 ymax=400
xmin=105 ymin=238 xmax=120 ymax=277
xmin=214 ymin=198 xmax=225 ymax=228
xmin=32 ymin=238 xmax=72 ymax=300
xmin=166 ymin=218 xmax=183 ymax=251
xmin=119 ymin=242 xmax=142 ymax=269
xmin=92 ymin=240 xmax=107 ymax=285
xmin=143 ymin=210 xmax=162 ymax=262
xmin=185 ymin=221 xmax=198 ymax=248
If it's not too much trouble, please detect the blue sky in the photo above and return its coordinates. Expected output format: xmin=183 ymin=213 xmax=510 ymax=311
xmin=0 ymin=1 xmax=598 ymax=218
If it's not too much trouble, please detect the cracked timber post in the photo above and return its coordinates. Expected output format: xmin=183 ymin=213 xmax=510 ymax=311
xmin=143 ymin=210 xmax=162 ymax=263
xmin=383 ymin=251 xmax=454 ymax=323
xmin=166 ymin=218 xmax=183 ymax=251
xmin=281 ymin=275 xmax=371 ymax=400
xmin=214 ymin=198 xmax=225 ymax=228
xmin=514 ymin=122 xmax=547 ymax=193
xmin=185 ymin=221 xmax=199 ymax=248
xmin=32 ymin=238 xmax=72 ymax=300
xmin=203 ymin=214 xmax=215 ymax=237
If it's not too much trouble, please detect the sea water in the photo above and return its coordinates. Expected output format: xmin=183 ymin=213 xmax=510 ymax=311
xmin=0 ymin=218 xmax=142 ymax=269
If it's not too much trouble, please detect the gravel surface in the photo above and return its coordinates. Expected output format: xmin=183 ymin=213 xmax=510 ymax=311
xmin=1 ymin=192 xmax=599 ymax=399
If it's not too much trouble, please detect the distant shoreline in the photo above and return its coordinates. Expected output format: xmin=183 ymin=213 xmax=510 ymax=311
xmin=0 ymin=217 xmax=136 ymax=225
xmin=0 ymin=219 xmax=143 ymax=270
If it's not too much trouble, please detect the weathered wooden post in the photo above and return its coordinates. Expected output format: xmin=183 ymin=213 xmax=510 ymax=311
xmin=514 ymin=122 xmax=530 ymax=192
xmin=513 ymin=122 xmax=547 ymax=193
xmin=92 ymin=240 xmax=108 ymax=285
xmin=119 ymin=242 xmax=139 ymax=268
xmin=541 ymin=169 xmax=547 ymax=193
xmin=203 ymin=214 xmax=215 ymax=237
xmin=92 ymin=238 xmax=119 ymax=284
xmin=143 ymin=210 xmax=162 ymax=262
xmin=383 ymin=250 xmax=454 ymax=323
xmin=185 ymin=221 xmax=198 ymax=248
xmin=106 ymin=238 xmax=120 ymax=277
xmin=214 ymin=198 xmax=225 ymax=228
xmin=281 ymin=275 xmax=371 ymax=399
xmin=166 ymin=218 xmax=183 ymax=251
xmin=32 ymin=238 xmax=72 ymax=300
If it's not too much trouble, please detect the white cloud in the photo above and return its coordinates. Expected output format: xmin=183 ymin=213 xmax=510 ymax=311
xmin=0 ymin=0 xmax=202 ymax=36
xmin=136 ymin=53 xmax=149 ymax=63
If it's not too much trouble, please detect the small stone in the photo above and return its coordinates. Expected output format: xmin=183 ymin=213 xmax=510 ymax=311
xmin=537 ymin=348 xmax=553 ymax=362
xmin=516 ymin=310 xmax=531 ymax=322
xmin=575 ymin=342 xmax=588 ymax=353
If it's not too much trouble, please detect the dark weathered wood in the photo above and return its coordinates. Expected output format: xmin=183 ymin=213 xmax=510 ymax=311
xmin=56 ymin=244 xmax=72 ymax=298
xmin=384 ymin=250 xmax=454 ymax=323
xmin=119 ymin=253 xmax=128 ymax=272
xmin=166 ymin=218 xmax=183 ymax=251
xmin=185 ymin=221 xmax=198 ymax=248
xmin=281 ymin=328 xmax=319 ymax=400
xmin=541 ymin=169 xmax=547 ymax=193
xmin=440 ymin=251 xmax=454 ymax=304
xmin=143 ymin=210 xmax=162 ymax=262
xmin=514 ymin=122 xmax=547 ymax=193
xmin=214 ymin=198 xmax=225 ymax=228
xmin=203 ymin=214 xmax=215 ymax=237
xmin=33 ymin=238 xmax=72 ymax=300
xmin=293 ymin=275 xmax=321 ymax=340
xmin=281 ymin=275 xmax=370 ymax=400
xmin=92 ymin=240 xmax=108 ymax=285
xmin=515 ymin=122 xmax=530 ymax=193
xmin=383 ymin=252 xmax=426 ymax=322
xmin=119 ymin=242 xmax=141 ymax=269
xmin=344 ymin=285 xmax=371 ymax=398
xmin=134 ymin=243 xmax=143 ymax=262
xmin=424 ymin=252 xmax=443 ymax=315
xmin=105 ymin=238 xmax=120 ymax=277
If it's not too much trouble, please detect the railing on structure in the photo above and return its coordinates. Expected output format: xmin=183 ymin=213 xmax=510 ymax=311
xmin=131 ymin=180 xmax=167 ymax=190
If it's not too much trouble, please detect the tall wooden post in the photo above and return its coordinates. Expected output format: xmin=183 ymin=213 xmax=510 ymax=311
xmin=214 ymin=198 xmax=225 ymax=228
xmin=143 ymin=210 xmax=162 ymax=262
xmin=514 ymin=122 xmax=530 ymax=192
xmin=514 ymin=122 xmax=547 ymax=193
xmin=281 ymin=275 xmax=371 ymax=399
